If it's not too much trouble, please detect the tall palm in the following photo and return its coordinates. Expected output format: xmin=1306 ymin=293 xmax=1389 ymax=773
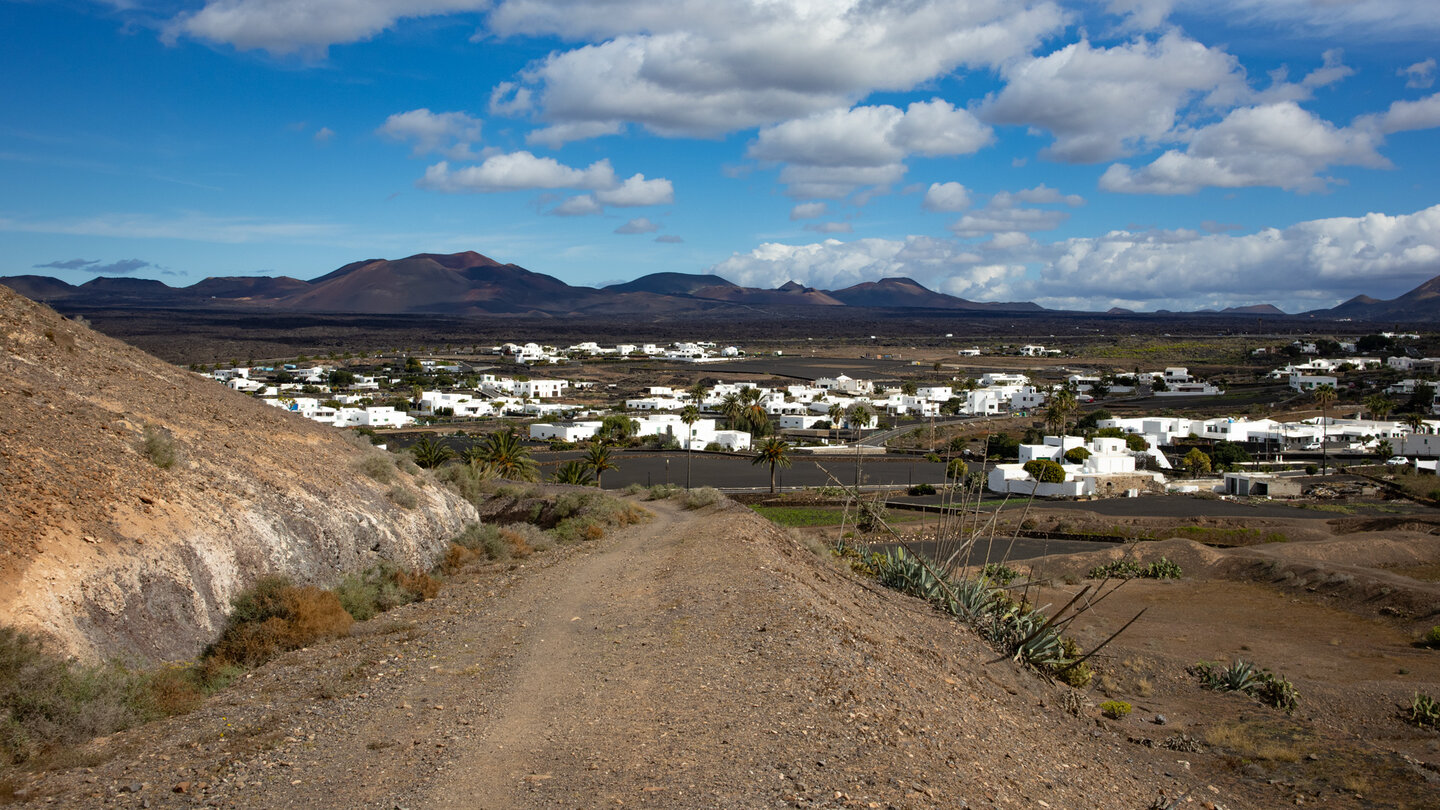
xmin=1046 ymin=388 xmax=1078 ymax=437
xmin=751 ymin=436 xmax=793 ymax=494
xmin=1313 ymin=383 xmax=1338 ymax=474
xmin=680 ymin=404 xmax=700 ymax=489
xmin=720 ymin=392 xmax=745 ymax=431
xmin=466 ymin=429 xmax=539 ymax=481
xmin=1403 ymin=412 xmax=1426 ymax=434
xmin=1364 ymin=394 xmax=1395 ymax=422
xmin=583 ymin=442 xmax=619 ymax=488
xmin=827 ymin=402 xmax=844 ymax=439
xmin=744 ymin=402 xmax=770 ymax=436
xmin=847 ymin=403 xmax=872 ymax=433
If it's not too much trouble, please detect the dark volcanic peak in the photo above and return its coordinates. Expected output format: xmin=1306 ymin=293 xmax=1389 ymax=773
xmin=187 ymin=276 xmax=311 ymax=300
xmin=604 ymin=272 xmax=739 ymax=296
xmin=1219 ymin=304 xmax=1286 ymax=315
xmin=1317 ymin=271 xmax=1440 ymax=321
xmin=0 ymin=275 xmax=78 ymax=301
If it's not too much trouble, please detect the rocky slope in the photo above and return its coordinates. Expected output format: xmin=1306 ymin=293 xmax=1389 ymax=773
xmin=0 ymin=285 xmax=477 ymax=661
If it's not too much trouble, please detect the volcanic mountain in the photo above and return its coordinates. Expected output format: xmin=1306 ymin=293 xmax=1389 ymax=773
xmin=1320 ymin=271 xmax=1440 ymax=321
xmin=829 ymin=276 xmax=1043 ymax=311
xmin=0 ymin=284 xmax=475 ymax=660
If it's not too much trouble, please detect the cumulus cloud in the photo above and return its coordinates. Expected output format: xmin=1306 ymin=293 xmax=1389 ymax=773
xmin=615 ymin=217 xmax=661 ymax=234
xmin=1028 ymin=203 xmax=1440 ymax=309
xmin=378 ymin=109 xmax=484 ymax=160
xmin=594 ymin=174 xmax=674 ymax=206
xmin=549 ymin=195 xmax=604 ymax=216
xmin=748 ymin=100 xmax=991 ymax=198
xmin=1400 ymin=58 xmax=1436 ymax=89
xmin=1100 ymin=101 xmax=1388 ymax=194
xmin=418 ymin=153 xmax=616 ymax=192
xmin=981 ymin=32 xmax=1245 ymax=162
xmin=167 ymin=0 xmax=491 ymax=55
xmin=493 ymin=0 xmax=1064 ymax=140
xmin=705 ymin=204 xmax=1440 ymax=311
xmin=790 ymin=202 xmax=828 ymax=220
xmin=993 ymin=184 xmax=1084 ymax=207
xmin=950 ymin=207 xmax=1069 ymax=237
xmin=776 ymin=164 xmax=906 ymax=201
xmin=922 ymin=183 xmax=972 ymax=212
xmin=1362 ymin=92 xmax=1440 ymax=134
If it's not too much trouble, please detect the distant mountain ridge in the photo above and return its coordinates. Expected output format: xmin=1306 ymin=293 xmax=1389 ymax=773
xmin=5 ymin=252 xmax=1438 ymax=321
xmin=1 ymin=252 xmax=1048 ymax=317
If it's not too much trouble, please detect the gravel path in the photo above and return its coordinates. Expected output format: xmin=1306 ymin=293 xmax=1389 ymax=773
xmin=16 ymin=497 xmax=1234 ymax=809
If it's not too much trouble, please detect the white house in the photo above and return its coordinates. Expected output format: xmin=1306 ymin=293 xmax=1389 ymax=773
xmin=988 ymin=435 xmax=1161 ymax=497
xmin=815 ymin=375 xmax=875 ymax=395
xmin=1289 ymin=373 xmax=1338 ymax=392
xmin=530 ymin=421 xmax=603 ymax=442
xmin=980 ymin=372 xmax=1028 ymax=387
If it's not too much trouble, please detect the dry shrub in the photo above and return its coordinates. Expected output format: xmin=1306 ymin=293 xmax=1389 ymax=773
xmin=1204 ymin=721 xmax=1303 ymax=762
xmin=499 ymin=527 xmax=535 ymax=558
xmin=205 ymin=578 xmax=353 ymax=670
xmin=141 ymin=424 xmax=177 ymax=469
xmin=388 ymin=485 xmax=419 ymax=509
xmin=395 ymin=569 xmax=440 ymax=601
xmin=439 ymin=543 xmax=481 ymax=574
xmin=354 ymin=452 xmax=396 ymax=484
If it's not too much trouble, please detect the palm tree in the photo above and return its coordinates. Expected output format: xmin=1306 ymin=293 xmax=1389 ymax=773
xmin=1403 ymin=412 xmax=1426 ymax=434
xmin=827 ymin=402 xmax=844 ymax=439
xmin=901 ymin=380 xmax=919 ymax=396
xmin=583 ymin=442 xmax=618 ymax=488
xmin=847 ymin=403 xmax=872 ymax=433
xmin=410 ymin=435 xmax=454 ymax=469
xmin=751 ymin=436 xmax=793 ymax=494
xmin=1046 ymin=388 xmax=1078 ymax=437
xmin=744 ymin=402 xmax=770 ymax=436
xmin=1313 ymin=383 xmax=1338 ymax=474
xmin=1364 ymin=394 xmax=1395 ymax=422
xmin=720 ymin=392 xmax=745 ymax=431
xmin=467 ymin=429 xmax=539 ymax=481
xmin=680 ymin=404 xmax=700 ymax=489
xmin=551 ymin=460 xmax=594 ymax=486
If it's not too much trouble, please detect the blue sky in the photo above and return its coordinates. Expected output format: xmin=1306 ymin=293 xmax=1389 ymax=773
xmin=2 ymin=0 xmax=1438 ymax=312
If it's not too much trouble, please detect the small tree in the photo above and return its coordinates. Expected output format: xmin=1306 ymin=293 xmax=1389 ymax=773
xmin=751 ymin=436 xmax=793 ymax=494
xmin=465 ymin=429 xmax=538 ymax=481
xmin=1063 ymin=447 xmax=1091 ymax=464
xmin=1022 ymin=459 xmax=1066 ymax=483
xmin=551 ymin=460 xmax=594 ymax=486
xmin=680 ymin=404 xmax=701 ymax=489
xmin=583 ymin=442 xmax=619 ymax=488
xmin=1182 ymin=447 xmax=1212 ymax=477
xmin=946 ymin=458 xmax=968 ymax=483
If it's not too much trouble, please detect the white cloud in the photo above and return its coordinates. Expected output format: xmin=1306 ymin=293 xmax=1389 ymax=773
xmin=1400 ymin=58 xmax=1437 ymax=89
xmin=0 ymin=213 xmax=346 ymax=244
xmin=417 ymin=152 xmax=617 ymax=192
xmin=549 ymin=195 xmax=604 ymax=216
xmin=615 ymin=217 xmax=660 ymax=234
xmin=1100 ymin=101 xmax=1388 ymax=194
xmin=1028 ymin=204 xmax=1440 ymax=309
xmin=655 ymin=234 xmax=684 ymax=243
xmin=922 ymin=182 xmax=972 ymax=212
xmin=1176 ymin=0 xmax=1440 ymax=39
xmin=377 ymin=109 xmax=484 ymax=160
xmin=594 ymin=174 xmax=674 ymax=206
xmin=805 ymin=222 xmax=853 ymax=234
xmin=981 ymin=32 xmax=1245 ymax=162
xmin=749 ymin=100 xmax=989 ymax=199
xmin=950 ymin=207 xmax=1069 ymax=237
xmin=993 ymin=184 xmax=1084 ymax=206
xmin=790 ymin=202 xmax=828 ymax=220
xmin=496 ymin=1 xmax=1065 ymax=139
xmin=776 ymin=164 xmax=906 ymax=201
xmin=708 ymin=235 xmax=1014 ymax=298
xmin=313 ymin=126 xmax=336 ymax=143
xmin=1363 ymin=92 xmax=1440 ymax=134
xmin=705 ymin=204 xmax=1440 ymax=311
xmin=525 ymin=121 xmax=624 ymax=149
xmin=488 ymin=81 xmax=533 ymax=116
xmin=167 ymin=0 xmax=491 ymax=55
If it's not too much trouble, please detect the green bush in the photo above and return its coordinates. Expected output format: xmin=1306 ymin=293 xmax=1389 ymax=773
xmin=0 ymin=627 xmax=202 ymax=766
xmin=980 ymin=562 xmax=1019 ymax=586
xmin=683 ymin=487 xmax=724 ymax=509
xmin=1100 ymin=700 xmax=1132 ymax=719
xmin=1022 ymin=459 xmax=1066 ymax=483
xmin=1409 ymin=692 xmax=1440 ymax=728
xmin=1063 ymin=447 xmax=1091 ymax=464
xmin=1191 ymin=659 xmax=1298 ymax=714
xmin=1086 ymin=557 xmax=1181 ymax=580
xmin=908 ymin=483 xmax=937 ymax=496
xmin=1419 ymin=626 xmax=1440 ymax=649
xmin=141 ymin=424 xmax=177 ymax=469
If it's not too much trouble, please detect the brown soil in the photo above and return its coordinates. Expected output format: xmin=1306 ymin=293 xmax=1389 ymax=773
xmin=8 ymin=497 xmax=1221 ymax=809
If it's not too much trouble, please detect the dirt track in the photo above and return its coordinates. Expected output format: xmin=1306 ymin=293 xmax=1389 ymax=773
xmin=15 ymin=497 xmax=1222 ymax=809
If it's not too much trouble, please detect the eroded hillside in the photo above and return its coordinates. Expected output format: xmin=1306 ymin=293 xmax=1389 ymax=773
xmin=0 ymin=284 xmax=476 ymax=660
